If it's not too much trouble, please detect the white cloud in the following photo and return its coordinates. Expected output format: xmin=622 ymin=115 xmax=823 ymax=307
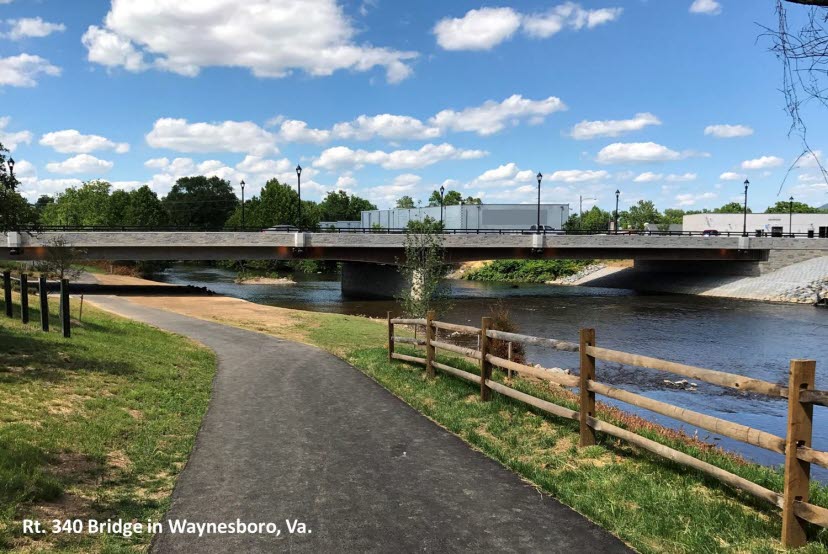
xmin=548 ymin=169 xmax=609 ymax=182
xmin=719 ymin=171 xmax=745 ymax=181
xmin=235 ymin=155 xmax=292 ymax=175
xmin=4 ymin=17 xmax=66 ymax=40
xmin=666 ymin=172 xmax=697 ymax=182
xmin=435 ymin=3 xmax=622 ymax=51
xmin=478 ymin=163 xmax=520 ymax=182
xmin=333 ymin=114 xmax=441 ymax=141
xmin=0 ymin=53 xmax=60 ymax=87
xmin=82 ymin=0 xmax=417 ymax=84
xmin=335 ymin=172 xmax=357 ymax=189
xmin=430 ymin=94 xmax=565 ymax=136
xmin=39 ymin=129 xmax=129 ymax=154
xmin=632 ymin=171 xmax=697 ymax=183
xmin=676 ymin=192 xmax=717 ymax=206
xmin=689 ymin=0 xmax=722 ymax=15
xmin=46 ymin=154 xmax=114 ymax=175
xmin=278 ymin=120 xmax=332 ymax=144
xmin=704 ymin=124 xmax=753 ymax=138
xmin=434 ymin=8 xmax=522 ymax=51
xmin=570 ymin=112 xmax=660 ymax=140
xmin=596 ymin=142 xmax=682 ymax=164
xmin=741 ymin=155 xmax=784 ymax=170
xmin=633 ymin=172 xmax=663 ymax=183
xmin=146 ymin=118 xmax=279 ymax=156
xmin=314 ymin=143 xmax=487 ymax=171
xmin=363 ymin=173 xmax=423 ymax=206
xmin=795 ymin=150 xmax=823 ymax=169
xmin=0 ymin=116 xmax=32 ymax=151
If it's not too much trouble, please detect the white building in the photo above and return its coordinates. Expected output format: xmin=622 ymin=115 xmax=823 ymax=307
xmin=682 ymin=213 xmax=828 ymax=237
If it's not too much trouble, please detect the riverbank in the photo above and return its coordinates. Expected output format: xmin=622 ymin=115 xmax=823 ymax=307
xmin=0 ymin=294 xmax=216 ymax=552
xmin=81 ymin=274 xmax=828 ymax=551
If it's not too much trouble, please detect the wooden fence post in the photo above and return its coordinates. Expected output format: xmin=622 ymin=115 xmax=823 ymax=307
xmin=60 ymin=279 xmax=70 ymax=338
xmin=782 ymin=359 xmax=817 ymax=548
xmin=507 ymin=342 xmax=513 ymax=379
xmin=425 ymin=310 xmax=436 ymax=378
xmin=3 ymin=270 xmax=11 ymax=318
xmin=20 ymin=273 xmax=28 ymax=324
xmin=387 ymin=311 xmax=394 ymax=362
xmin=579 ymin=328 xmax=596 ymax=447
xmin=480 ymin=317 xmax=493 ymax=401
xmin=39 ymin=276 xmax=49 ymax=332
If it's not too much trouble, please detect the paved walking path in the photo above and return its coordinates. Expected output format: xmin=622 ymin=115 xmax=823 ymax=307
xmin=90 ymin=296 xmax=630 ymax=553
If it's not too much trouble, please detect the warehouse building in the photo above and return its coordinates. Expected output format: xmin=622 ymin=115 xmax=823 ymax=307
xmin=682 ymin=213 xmax=828 ymax=237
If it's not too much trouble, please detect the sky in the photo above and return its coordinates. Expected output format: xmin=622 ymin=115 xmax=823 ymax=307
xmin=1 ymin=0 xmax=827 ymax=214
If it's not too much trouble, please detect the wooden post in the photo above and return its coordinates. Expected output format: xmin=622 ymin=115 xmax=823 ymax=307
xmin=507 ymin=342 xmax=513 ymax=379
xmin=425 ymin=310 xmax=436 ymax=378
xmin=60 ymin=279 xmax=70 ymax=338
xmin=579 ymin=328 xmax=596 ymax=447
xmin=387 ymin=311 xmax=394 ymax=362
xmin=3 ymin=270 xmax=11 ymax=318
xmin=782 ymin=359 xmax=817 ymax=548
xmin=480 ymin=317 xmax=493 ymax=401
xmin=39 ymin=276 xmax=49 ymax=332
xmin=20 ymin=273 xmax=28 ymax=324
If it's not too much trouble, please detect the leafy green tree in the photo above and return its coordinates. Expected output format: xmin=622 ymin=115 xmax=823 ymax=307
xmin=0 ymin=144 xmax=37 ymax=232
xmin=564 ymin=206 xmax=611 ymax=231
xmin=463 ymin=196 xmax=482 ymax=205
xmin=714 ymin=202 xmax=750 ymax=214
xmin=318 ymin=190 xmax=376 ymax=221
xmin=225 ymin=179 xmax=319 ymax=229
xmin=619 ymin=200 xmax=662 ymax=230
xmin=398 ymin=217 xmax=449 ymax=317
xmin=107 ymin=189 xmax=132 ymax=225
xmin=41 ymin=180 xmax=114 ymax=226
xmin=163 ymin=175 xmax=237 ymax=228
xmin=34 ymin=195 xmax=54 ymax=217
xmin=396 ymin=195 xmax=416 ymax=209
xmin=124 ymin=186 xmax=168 ymax=226
xmin=428 ymin=189 xmax=463 ymax=206
xmin=765 ymin=200 xmax=821 ymax=213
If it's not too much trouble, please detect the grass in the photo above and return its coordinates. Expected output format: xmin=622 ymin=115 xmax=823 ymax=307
xmin=0 ymin=294 xmax=216 ymax=552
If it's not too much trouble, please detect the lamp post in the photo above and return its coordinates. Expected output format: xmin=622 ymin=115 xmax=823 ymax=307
xmin=742 ymin=179 xmax=750 ymax=237
xmin=536 ymin=172 xmax=543 ymax=233
xmin=439 ymin=185 xmax=445 ymax=230
xmin=614 ymin=189 xmax=620 ymax=234
xmin=7 ymin=157 xmax=14 ymax=178
xmin=789 ymin=195 xmax=794 ymax=237
xmin=240 ymin=180 xmax=246 ymax=228
xmin=296 ymin=165 xmax=302 ymax=229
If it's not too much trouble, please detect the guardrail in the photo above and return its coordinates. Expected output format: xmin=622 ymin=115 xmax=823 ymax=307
xmin=13 ymin=225 xmax=828 ymax=237
xmin=386 ymin=312 xmax=825 ymax=548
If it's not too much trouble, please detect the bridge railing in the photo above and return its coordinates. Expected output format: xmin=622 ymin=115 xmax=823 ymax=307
xmin=386 ymin=312 xmax=826 ymax=548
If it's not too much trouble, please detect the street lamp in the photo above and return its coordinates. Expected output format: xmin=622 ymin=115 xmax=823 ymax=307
xmin=296 ymin=165 xmax=302 ymax=229
xmin=614 ymin=189 xmax=620 ymax=234
xmin=536 ymin=172 xmax=543 ymax=233
xmin=439 ymin=185 xmax=445 ymax=230
xmin=7 ymin=157 xmax=14 ymax=177
xmin=742 ymin=179 xmax=750 ymax=237
xmin=240 ymin=180 xmax=246 ymax=228
xmin=789 ymin=195 xmax=794 ymax=237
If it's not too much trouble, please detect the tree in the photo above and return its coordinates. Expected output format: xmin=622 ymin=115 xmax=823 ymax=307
xmin=428 ymin=189 xmax=463 ymax=207
xmin=563 ymin=206 xmax=611 ymax=231
xmin=396 ymin=195 xmax=416 ymax=209
xmin=318 ymin=190 xmax=376 ymax=222
xmin=619 ymin=200 xmax=661 ymax=230
xmin=463 ymin=196 xmax=482 ymax=205
xmin=107 ymin=189 xmax=132 ymax=225
xmin=0 ymin=142 xmax=38 ymax=233
xmin=714 ymin=202 xmax=751 ymax=214
xmin=125 ymin=186 xmax=168 ymax=226
xmin=34 ymin=236 xmax=85 ymax=282
xmin=41 ymin=180 xmax=114 ymax=226
xmin=397 ymin=217 xmax=449 ymax=317
xmin=163 ymin=176 xmax=238 ymax=228
xmin=766 ymin=200 xmax=822 ymax=213
xmin=224 ymin=179 xmax=320 ymax=229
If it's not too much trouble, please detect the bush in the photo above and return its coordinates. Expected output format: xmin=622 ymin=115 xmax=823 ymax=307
xmin=464 ymin=259 xmax=591 ymax=283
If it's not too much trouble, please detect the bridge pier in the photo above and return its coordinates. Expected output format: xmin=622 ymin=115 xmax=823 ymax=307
xmin=341 ymin=262 xmax=406 ymax=299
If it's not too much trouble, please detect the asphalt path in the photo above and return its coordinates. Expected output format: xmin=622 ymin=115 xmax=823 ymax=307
xmin=90 ymin=296 xmax=631 ymax=553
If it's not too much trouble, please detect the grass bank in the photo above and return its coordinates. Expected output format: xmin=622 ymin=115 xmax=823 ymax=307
xmin=195 ymin=304 xmax=828 ymax=553
xmin=461 ymin=259 xmax=592 ymax=282
xmin=0 ymin=295 xmax=216 ymax=552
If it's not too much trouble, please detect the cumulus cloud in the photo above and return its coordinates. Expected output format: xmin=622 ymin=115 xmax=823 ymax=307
xmin=741 ymin=155 xmax=783 ymax=170
xmin=633 ymin=172 xmax=662 ymax=183
xmin=434 ymin=3 xmax=622 ymax=51
xmin=333 ymin=114 xmax=441 ymax=141
xmin=39 ymin=130 xmax=129 ymax=154
xmin=704 ymin=124 xmax=753 ymax=138
xmin=363 ymin=173 xmax=424 ymax=206
xmin=3 ymin=17 xmax=66 ymax=40
xmin=570 ymin=112 xmax=660 ymax=140
xmin=430 ymin=94 xmax=566 ymax=136
xmin=235 ymin=155 xmax=293 ymax=175
xmin=0 ymin=116 xmax=32 ymax=151
xmin=46 ymin=154 xmax=114 ymax=175
xmin=795 ymin=150 xmax=823 ymax=169
xmin=0 ymin=53 xmax=60 ymax=87
xmin=314 ymin=143 xmax=487 ymax=171
xmin=146 ymin=118 xmax=279 ymax=156
xmin=548 ymin=169 xmax=609 ymax=182
xmin=596 ymin=142 xmax=682 ymax=164
xmin=81 ymin=0 xmax=417 ymax=83
xmin=676 ymin=192 xmax=717 ymax=206
xmin=719 ymin=171 xmax=745 ymax=181
xmin=689 ymin=0 xmax=722 ymax=15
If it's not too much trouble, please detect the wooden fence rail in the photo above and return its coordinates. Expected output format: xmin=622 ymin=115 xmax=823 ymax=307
xmin=386 ymin=314 xmax=824 ymax=548
xmin=1 ymin=271 xmax=70 ymax=336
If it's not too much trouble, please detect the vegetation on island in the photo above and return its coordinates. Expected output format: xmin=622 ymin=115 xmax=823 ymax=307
xmin=462 ymin=259 xmax=592 ymax=283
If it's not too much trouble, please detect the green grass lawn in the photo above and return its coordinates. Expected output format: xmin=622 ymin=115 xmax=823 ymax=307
xmin=0 ymin=296 xmax=216 ymax=552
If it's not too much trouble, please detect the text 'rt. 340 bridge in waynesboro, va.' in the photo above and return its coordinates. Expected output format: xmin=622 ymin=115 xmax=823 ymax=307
xmin=4 ymin=225 xmax=828 ymax=298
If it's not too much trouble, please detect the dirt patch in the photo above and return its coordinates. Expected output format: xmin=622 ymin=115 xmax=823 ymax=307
xmin=49 ymin=452 xmax=100 ymax=483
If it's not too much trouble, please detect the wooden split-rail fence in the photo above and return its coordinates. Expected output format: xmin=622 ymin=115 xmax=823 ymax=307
xmin=387 ymin=311 xmax=826 ymax=548
xmin=2 ymin=270 xmax=71 ymax=337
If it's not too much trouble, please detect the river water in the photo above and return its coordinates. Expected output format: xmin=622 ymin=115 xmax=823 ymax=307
xmin=157 ymin=264 xmax=828 ymax=477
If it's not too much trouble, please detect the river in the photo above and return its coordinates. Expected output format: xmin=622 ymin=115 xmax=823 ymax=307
xmin=156 ymin=263 xmax=828 ymax=478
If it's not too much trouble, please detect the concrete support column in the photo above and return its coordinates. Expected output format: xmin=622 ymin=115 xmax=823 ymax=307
xmin=341 ymin=262 xmax=406 ymax=299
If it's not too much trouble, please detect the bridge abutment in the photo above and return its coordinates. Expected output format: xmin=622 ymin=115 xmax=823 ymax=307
xmin=341 ymin=262 xmax=406 ymax=299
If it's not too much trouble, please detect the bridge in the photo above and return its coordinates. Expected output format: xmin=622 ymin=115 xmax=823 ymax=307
xmin=4 ymin=230 xmax=828 ymax=298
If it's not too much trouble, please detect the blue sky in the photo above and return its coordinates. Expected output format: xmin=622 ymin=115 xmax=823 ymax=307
xmin=1 ymin=0 xmax=826 ymax=213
